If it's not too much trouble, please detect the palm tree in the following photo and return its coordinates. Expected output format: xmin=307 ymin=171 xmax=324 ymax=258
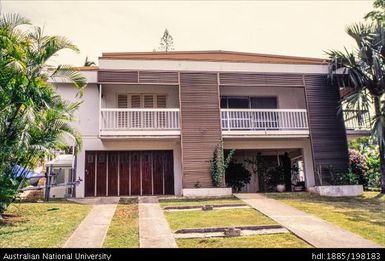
xmin=83 ymin=56 xmax=96 ymax=67
xmin=0 ymin=13 xmax=86 ymax=215
xmin=327 ymin=22 xmax=385 ymax=193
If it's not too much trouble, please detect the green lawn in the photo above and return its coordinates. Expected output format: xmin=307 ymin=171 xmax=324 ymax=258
xmin=160 ymin=197 xmax=241 ymax=208
xmin=162 ymin=197 xmax=309 ymax=248
xmin=266 ymin=192 xmax=385 ymax=246
xmin=103 ymin=198 xmax=139 ymax=248
xmin=165 ymin=208 xmax=276 ymax=231
xmin=0 ymin=201 xmax=91 ymax=248
xmin=177 ymin=233 xmax=310 ymax=248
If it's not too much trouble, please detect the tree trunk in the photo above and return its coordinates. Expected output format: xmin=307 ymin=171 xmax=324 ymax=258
xmin=380 ymin=146 xmax=385 ymax=193
xmin=373 ymin=96 xmax=385 ymax=193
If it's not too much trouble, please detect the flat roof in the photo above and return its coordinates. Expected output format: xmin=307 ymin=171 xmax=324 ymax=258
xmin=100 ymin=50 xmax=327 ymax=65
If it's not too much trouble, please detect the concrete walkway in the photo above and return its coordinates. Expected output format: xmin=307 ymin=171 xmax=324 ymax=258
xmin=139 ymin=196 xmax=177 ymax=248
xmin=63 ymin=197 xmax=119 ymax=248
xmin=235 ymin=193 xmax=381 ymax=248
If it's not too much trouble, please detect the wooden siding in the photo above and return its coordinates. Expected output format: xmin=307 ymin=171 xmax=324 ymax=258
xmin=304 ymin=74 xmax=348 ymax=183
xmin=98 ymin=70 xmax=179 ymax=84
xmin=139 ymin=71 xmax=179 ymax=84
xmin=180 ymin=72 xmax=221 ymax=188
xmin=219 ymin=73 xmax=304 ymax=87
xmin=98 ymin=70 xmax=138 ymax=83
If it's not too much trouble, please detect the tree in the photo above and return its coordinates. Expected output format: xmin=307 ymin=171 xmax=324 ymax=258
xmin=326 ymin=22 xmax=385 ymax=193
xmin=158 ymin=28 xmax=174 ymax=52
xmin=83 ymin=56 xmax=96 ymax=67
xmin=0 ymin=13 xmax=86 ymax=216
xmin=225 ymin=162 xmax=251 ymax=192
xmin=365 ymin=0 xmax=385 ymax=24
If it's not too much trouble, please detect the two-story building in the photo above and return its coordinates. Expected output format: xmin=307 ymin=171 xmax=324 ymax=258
xmin=56 ymin=50 xmax=350 ymax=197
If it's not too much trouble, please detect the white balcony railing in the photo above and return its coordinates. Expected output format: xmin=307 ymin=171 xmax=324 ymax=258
xmin=221 ymin=109 xmax=309 ymax=131
xmin=100 ymin=108 xmax=180 ymax=131
xmin=343 ymin=110 xmax=371 ymax=131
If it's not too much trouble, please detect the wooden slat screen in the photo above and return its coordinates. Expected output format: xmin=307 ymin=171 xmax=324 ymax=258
xmin=98 ymin=70 xmax=138 ymax=83
xmin=98 ymin=70 xmax=178 ymax=84
xmin=304 ymin=74 xmax=348 ymax=184
xmin=180 ymin=72 xmax=221 ymax=188
xmin=219 ymin=73 xmax=304 ymax=87
xmin=139 ymin=71 xmax=179 ymax=84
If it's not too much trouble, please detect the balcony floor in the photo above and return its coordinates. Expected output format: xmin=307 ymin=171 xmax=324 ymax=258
xmin=99 ymin=130 xmax=181 ymax=139
xmin=222 ymin=129 xmax=310 ymax=138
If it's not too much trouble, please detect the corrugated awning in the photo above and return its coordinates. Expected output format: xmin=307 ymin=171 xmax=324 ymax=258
xmin=45 ymin=154 xmax=74 ymax=168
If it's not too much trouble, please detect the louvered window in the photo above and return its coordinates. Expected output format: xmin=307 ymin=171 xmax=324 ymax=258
xmin=116 ymin=94 xmax=168 ymax=129
xmin=157 ymin=95 xmax=167 ymax=128
xmin=156 ymin=95 xmax=166 ymax=108
xmin=117 ymin=95 xmax=128 ymax=128
xmin=131 ymin=95 xmax=141 ymax=108
xmin=144 ymin=95 xmax=154 ymax=108
xmin=130 ymin=95 xmax=141 ymax=127
xmin=143 ymin=95 xmax=154 ymax=127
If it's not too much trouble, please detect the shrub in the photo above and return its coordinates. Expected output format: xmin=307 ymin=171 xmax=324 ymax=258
xmin=349 ymin=137 xmax=381 ymax=188
xmin=348 ymin=149 xmax=368 ymax=187
xmin=225 ymin=162 xmax=251 ymax=192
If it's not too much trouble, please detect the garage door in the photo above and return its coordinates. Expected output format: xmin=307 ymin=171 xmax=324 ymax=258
xmin=84 ymin=150 xmax=174 ymax=197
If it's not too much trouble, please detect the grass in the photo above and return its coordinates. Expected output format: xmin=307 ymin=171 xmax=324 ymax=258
xmin=0 ymin=201 xmax=91 ymax=248
xmin=103 ymin=198 xmax=139 ymax=248
xmin=165 ymin=208 xmax=276 ymax=231
xmin=266 ymin=192 xmax=385 ymax=246
xmin=159 ymin=197 xmax=242 ymax=208
xmin=177 ymin=233 xmax=310 ymax=248
xmin=162 ymin=197 xmax=309 ymax=248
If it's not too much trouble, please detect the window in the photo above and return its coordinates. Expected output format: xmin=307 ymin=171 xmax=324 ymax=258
xmin=117 ymin=94 xmax=128 ymax=108
xmin=250 ymin=97 xmax=277 ymax=109
xmin=116 ymin=94 xmax=167 ymax=108
xmin=221 ymin=96 xmax=279 ymax=130
xmin=227 ymin=97 xmax=249 ymax=108
xmin=220 ymin=96 xmax=277 ymax=109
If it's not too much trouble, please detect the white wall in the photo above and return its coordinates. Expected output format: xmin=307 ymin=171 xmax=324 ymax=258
xmin=101 ymin=84 xmax=179 ymax=108
xmin=55 ymin=84 xmax=183 ymax=197
xmin=99 ymin=59 xmax=328 ymax=74
xmin=55 ymin=83 xmax=99 ymax=137
xmin=223 ymin=138 xmax=315 ymax=188
xmin=220 ymin=86 xmax=306 ymax=109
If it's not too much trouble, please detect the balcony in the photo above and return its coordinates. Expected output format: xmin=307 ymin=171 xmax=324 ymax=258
xmin=99 ymin=108 xmax=180 ymax=137
xmin=221 ymin=109 xmax=309 ymax=137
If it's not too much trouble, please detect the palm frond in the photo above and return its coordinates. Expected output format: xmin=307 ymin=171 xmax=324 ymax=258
xmin=0 ymin=13 xmax=30 ymax=31
xmin=50 ymin=65 xmax=87 ymax=95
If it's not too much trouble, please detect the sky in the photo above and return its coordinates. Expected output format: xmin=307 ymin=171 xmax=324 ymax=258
xmin=2 ymin=0 xmax=374 ymax=66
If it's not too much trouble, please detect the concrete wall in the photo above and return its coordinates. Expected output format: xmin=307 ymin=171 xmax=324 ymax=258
xmin=220 ymin=86 xmax=306 ymax=109
xmin=223 ymin=138 xmax=315 ymax=188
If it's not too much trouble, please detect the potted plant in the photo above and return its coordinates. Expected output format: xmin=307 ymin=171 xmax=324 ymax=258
xmin=293 ymin=181 xmax=305 ymax=192
xmin=267 ymin=166 xmax=286 ymax=192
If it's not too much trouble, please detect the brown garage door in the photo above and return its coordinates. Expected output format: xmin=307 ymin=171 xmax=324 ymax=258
xmin=84 ymin=150 xmax=174 ymax=197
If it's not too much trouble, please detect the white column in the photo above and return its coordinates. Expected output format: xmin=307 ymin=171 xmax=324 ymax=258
xmin=76 ymin=149 xmax=86 ymax=198
xmin=302 ymin=141 xmax=315 ymax=188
